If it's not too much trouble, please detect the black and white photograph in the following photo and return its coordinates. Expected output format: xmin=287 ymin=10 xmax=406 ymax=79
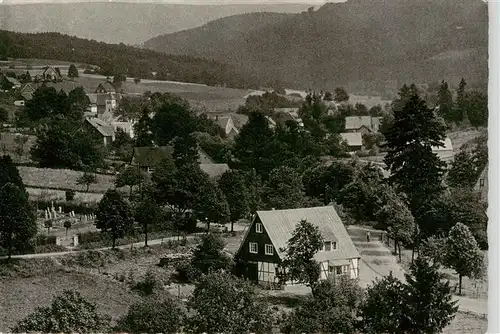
xmin=0 ymin=0 xmax=494 ymax=333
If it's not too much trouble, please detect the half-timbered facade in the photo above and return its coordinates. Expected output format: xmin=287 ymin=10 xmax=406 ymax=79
xmin=235 ymin=206 xmax=360 ymax=287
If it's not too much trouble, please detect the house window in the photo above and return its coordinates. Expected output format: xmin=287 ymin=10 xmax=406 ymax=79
xmin=324 ymin=241 xmax=332 ymax=251
xmin=333 ymin=242 xmax=337 ymax=250
xmin=336 ymin=266 xmax=343 ymax=275
xmin=480 ymin=178 xmax=485 ymax=188
xmin=265 ymin=244 xmax=274 ymax=255
xmin=249 ymin=242 xmax=258 ymax=254
xmin=255 ymin=223 xmax=263 ymax=233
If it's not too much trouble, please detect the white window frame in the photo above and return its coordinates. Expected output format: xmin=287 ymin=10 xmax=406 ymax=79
xmin=255 ymin=223 xmax=263 ymax=233
xmin=249 ymin=242 xmax=258 ymax=254
xmin=265 ymin=244 xmax=274 ymax=255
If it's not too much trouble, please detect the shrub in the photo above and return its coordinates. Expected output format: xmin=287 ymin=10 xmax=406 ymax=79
xmin=132 ymin=271 xmax=158 ymax=296
xmin=78 ymin=231 xmax=108 ymax=245
xmin=65 ymin=189 xmax=76 ymax=201
xmin=34 ymin=234 xmax=57 ymax=246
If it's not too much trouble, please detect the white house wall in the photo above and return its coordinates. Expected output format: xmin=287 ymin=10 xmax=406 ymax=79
xmin=257 ymin=261 xmax=278 ymax=284
xmin=350 ymin=258 xmax=359 ymax=279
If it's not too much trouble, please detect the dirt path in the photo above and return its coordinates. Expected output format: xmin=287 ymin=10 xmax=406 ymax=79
xmin=347 ymin=226 xmax=487 ymax=317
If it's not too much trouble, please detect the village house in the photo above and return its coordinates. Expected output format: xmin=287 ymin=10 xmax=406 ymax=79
xmin=431 ymin=137 xmax=454 ymax=164
xmin=112 ymin=120 xmax=136 ymax=139
xmin=19 ymin=83 xmax=36 ymax=101
xmin=345 ymin=116 xmax=381 ymax=134
xmin=340 ymin=132 xmax=363 ymax=152
xmin=130 ymin=146 xmax=229 ymax=179
xmin=5 ymin=76 xmax=21 ymax=89
xmin=95 ymin=81 xmax=117 ymax=94
xmin=86 ymin=92 xmax=121 ymax=117
xmin=213 ymin=115 xmax=239 ymax=140
xmin=83 ymin=117 xmax=115 ymax=146
xmin=234 ymin=206 xmax=360 ymax=288
xmin=42 ymin=66 xmax=62 ymax=82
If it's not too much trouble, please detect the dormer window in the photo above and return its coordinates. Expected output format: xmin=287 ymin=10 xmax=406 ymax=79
xmin=256 ymin=223 xmax=263 ymax=233
xmin=322 ymin=241 xmax=337 ymax=251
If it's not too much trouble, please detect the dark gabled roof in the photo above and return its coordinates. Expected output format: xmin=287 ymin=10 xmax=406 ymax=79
xmin=198 ymin=148 xmax=215 ymax=164
xmin=85 ymin=118 xmax=115 ymax=137
xmin=96 ymin=82 xmax=116 ymax=93
xmin=131 ymin=146 xmax=173 ymax=167
xmin=255 ymin=206 xmax=360 ymax=261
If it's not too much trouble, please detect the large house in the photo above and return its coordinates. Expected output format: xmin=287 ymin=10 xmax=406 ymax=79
xmin=19 ymin=83 xmax=36 ymax=101
xmin=86 ymin=92 xmax=121 ymax=118
xmin=234 ymin=206 xmax=360 ymax=287
xmin=130 ymin=146 xmax=229 ymax=178
xmin=84 ymin=117 xmax=115 ymax=146
xmin=345 ymin=116 xmax=381 ymax=134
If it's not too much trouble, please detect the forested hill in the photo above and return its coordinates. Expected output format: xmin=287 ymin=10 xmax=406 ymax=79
xmin=0 ymin=2 xmax=310 ymax=46
xmin=0 ymin=30 xmax=263 ymax=89
xmin=144 ymin=0 xmax=488 ymax=94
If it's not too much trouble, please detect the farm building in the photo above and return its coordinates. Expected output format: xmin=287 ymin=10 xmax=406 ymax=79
xmin=340 ymin=132 xmax=363 ymax=151
xmin=234 ymin=206 xmax=360 ymax=287
xmin=19 ymin=83 xmax=36 ymax=100
xmin=42 ymin=66 xmax=62 ymax=82
xmin=345 ymin=116 xmax=381 ymax=134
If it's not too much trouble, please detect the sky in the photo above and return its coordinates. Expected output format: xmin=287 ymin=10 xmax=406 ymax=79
xmin=1 ymin=0 xmax=337 ymax=4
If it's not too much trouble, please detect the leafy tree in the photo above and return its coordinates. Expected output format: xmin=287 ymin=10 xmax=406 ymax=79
xmin=195 ymin=181 xmax=230 ymax=231
xmin=383 ymin=87 xmax=447 ymax=213
xmin=115 ymin=297 xmax=186 ymax=333
xmin=375 ymin=191 xmax=415 ymax=261
xmin=13 ymin=290 xmax=110 ymax=333
xmin=0 ymin=183 xmax=36 ymax=259
xmin=361 ymin=274 xmax=408 ymax=334
xmin=419 ymin=236 xmax=447 ymax=266
xmin=404 ymin=257 xmax=458 ymax=332
xmin=152 ymin=161 xmax=208 ymax=233
xmin=14 ymin=134 xmax=29 ymax=157
xmin=283 ymin=276 xmax=363 ymax=334
xmin=76 ymin=170 xmax=97 ymax=193
xmin=150 ymin=95 xmax=198 ymax=146
xmin=232 ymin=111 xmax=281 ymax=177
xmin=133 ymin=109 xmax=154 ymax=147
xmin=280 ymin=219 xmax=324 ymax=291
xmin=65 ymin=189 xmax=75 ymax=201
xmin=67 ymin=64 xmax=79 ymax=78
xmin=19 ymin=86 xmax=69 ymax=125
xmin=187 ymin=272 xmax=273 ymax=333
xmin=115 ymin=166 xmax=143 ymax=197
xmin=444 ymin=223 xmax=484 ymax=295
xmin=112 ymin=128 xmax=134 ymax=162
xmin=31 ymin=120 xmax=105 ymax=170
xmin=172 ymin=133 xmax=199 ymax=167
xmin=0 ymin=155 xmax=25 ymax=191
xmin=334 ymin=87 xmax=349 ymax=103
xmin=454 ymin=78 xmax=467 ymax=122
xmin=379 ymin=111 xmax=395 ymax=135
xmin=113 ymin=73 xmax=127 ymax=83
xmin=133 ymin=77 xmax=141 ymax=84
xmin=63 ymin=220 xmax=72 ymax=236
xmin=463 ymin=91 xmax=488 ymax=127
xmin=447 ymin=150 xmax=478 ymax=188
xmin=243 ymin=168 xmax=264 ymax=213
xmin=354 ymin=102 xmax=369 ymax=116
xmin=369 ymin=105 xmax=383 ymax=117
xmin=67 ymin=86 xmax=90 ymax=118
xmin=189 ymin=232 xmax=234 ymax=278
xmin=134 ymin=199 xmax=161 ymax=247
xmin=0 ymin=107 xmax=8 ymax=123
xmin=218 ymin=170 xmax=250 ymax=232
xmin=95 ymin=189 xmax=134 ymax=248
xmin=262 ymin=166 xmax=305 ymax=210
xmin=437 ymin=80 xmax=453 ymax=122
xmin=323 ymin=91 xmax=333 ymax=101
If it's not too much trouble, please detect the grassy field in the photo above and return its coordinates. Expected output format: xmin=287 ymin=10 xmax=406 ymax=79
xmin=19 ymin=166 xmax=116 ymax=193
xmin=74 ymin=75 xmax=251 ymax=112
xmin=0 ymin=231 xmax=487 ymax=333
